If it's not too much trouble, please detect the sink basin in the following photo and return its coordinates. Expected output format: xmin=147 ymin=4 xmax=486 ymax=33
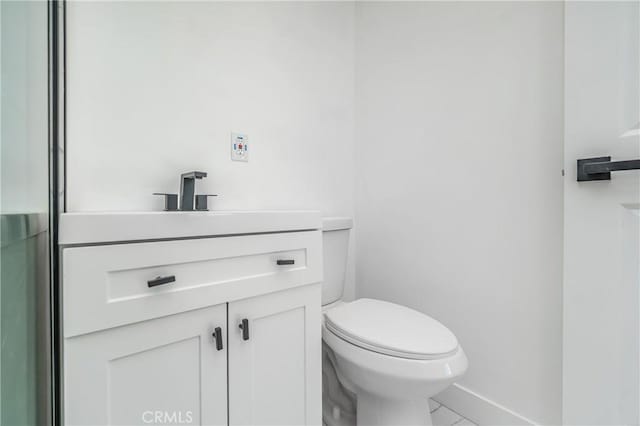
xmin=59 ymin=210 xmax=321 ymax=245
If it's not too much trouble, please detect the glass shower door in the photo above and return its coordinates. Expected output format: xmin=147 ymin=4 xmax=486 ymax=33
xmin=0 ymin=1 xmax=52 ymax=425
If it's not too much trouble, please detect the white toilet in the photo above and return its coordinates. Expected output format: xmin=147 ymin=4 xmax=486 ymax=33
xmin=321 ymin=217 xmax=468 ymax=426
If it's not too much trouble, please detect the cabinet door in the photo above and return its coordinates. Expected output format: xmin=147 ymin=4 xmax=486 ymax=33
xmin=64 ymin=304 xmax=227 ymax=426
xmin=228 ymin=284 xmax=322 ymax=426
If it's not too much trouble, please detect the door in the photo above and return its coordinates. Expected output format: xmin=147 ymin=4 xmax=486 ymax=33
xmin=564 ymin=2 xmax=640 ymax=424
xmin=64 ymin=304 xmax=227 ymax=426
xmin=228 ymin=285 xmax=322 ymax=426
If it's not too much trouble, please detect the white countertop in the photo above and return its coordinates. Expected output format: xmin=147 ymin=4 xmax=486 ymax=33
xmin=59 ymin=210 xmax=322 ymax=245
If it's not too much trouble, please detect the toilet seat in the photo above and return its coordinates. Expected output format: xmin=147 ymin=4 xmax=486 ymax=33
xmin=321 ymin=321 xmax=468 ymax=399
xmin=324 ymin=298 xmax=458 ymax=360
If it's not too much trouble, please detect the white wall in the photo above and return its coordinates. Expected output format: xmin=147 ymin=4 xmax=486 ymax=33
xmin=66 ymin=1 xmax=355 ymax=217
xmin=354 ymin=3 xmax=563 ymax=424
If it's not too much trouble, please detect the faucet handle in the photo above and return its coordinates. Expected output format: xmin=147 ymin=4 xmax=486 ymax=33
xmin=195 ymin=194 xmax=218 ymax=211
xmin=153 ymin=193 xmax=179 ymax=211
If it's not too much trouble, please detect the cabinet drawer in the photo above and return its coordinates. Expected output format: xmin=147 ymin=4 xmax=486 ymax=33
xmin=63 ymin=231 xmax=322 ymax=337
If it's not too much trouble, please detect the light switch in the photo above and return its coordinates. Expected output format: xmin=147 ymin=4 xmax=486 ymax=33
xmin=231 ymin=133 xmax=249 ymax=162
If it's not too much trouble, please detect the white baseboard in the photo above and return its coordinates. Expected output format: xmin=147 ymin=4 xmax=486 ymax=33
xmin=433 ymin=383 xmax=538 ymax=426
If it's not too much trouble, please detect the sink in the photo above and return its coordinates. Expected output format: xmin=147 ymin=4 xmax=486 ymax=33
xmin=59 ymin=210 xmax=321 ymax=245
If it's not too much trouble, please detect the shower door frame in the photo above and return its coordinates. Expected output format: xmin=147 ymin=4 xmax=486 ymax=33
xmin=48 ymin=1 xmax=64 ymax=425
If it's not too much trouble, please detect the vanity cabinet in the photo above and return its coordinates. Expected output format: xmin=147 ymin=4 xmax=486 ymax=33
xmin=61 ymin=227 xmax=322 ymax=426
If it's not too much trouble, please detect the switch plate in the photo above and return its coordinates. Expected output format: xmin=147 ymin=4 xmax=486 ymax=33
xmin=231 ymin=133 xmax=249 ymax=162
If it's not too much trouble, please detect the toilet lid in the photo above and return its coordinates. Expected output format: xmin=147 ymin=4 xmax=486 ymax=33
xmin=324 ymin=299 xmax=459 ymax=360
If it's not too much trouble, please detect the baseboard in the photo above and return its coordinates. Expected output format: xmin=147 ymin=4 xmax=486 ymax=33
xmin=433 ymin=383 xmax=538 ymax=426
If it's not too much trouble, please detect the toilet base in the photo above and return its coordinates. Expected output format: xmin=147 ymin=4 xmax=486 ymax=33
xmin=356 ymin=392 xmax=432 ymax=426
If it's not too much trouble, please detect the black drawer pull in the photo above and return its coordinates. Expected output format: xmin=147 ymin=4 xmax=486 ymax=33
xmin=238 ymin=318 xmax=249 ymax=341
xmin=147 ymin=275 xmax=176 ymax=288
xmin=276 ymin=259 xmax=295 ymax=265
xmin=212 ymin=327 xmax=223 ymax=351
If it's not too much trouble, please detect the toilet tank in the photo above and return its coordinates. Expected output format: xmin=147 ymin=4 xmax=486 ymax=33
xmin=322 ymin=217 xmax=353 ymax=306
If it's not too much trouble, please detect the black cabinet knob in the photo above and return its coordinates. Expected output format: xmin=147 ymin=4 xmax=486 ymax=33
xmin=276 ymin=259 xmax=295 ymax=265
xmin=212 ymin=327 xmax=223 ymax=351
xmin=238 ymin=319 xmax=249 ymax=341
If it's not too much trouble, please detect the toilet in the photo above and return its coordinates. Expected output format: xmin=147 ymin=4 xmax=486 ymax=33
xmin=321 ymin=217 xmax=468 ymax=426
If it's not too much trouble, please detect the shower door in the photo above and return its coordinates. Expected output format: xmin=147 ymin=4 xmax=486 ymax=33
xmin=563 ymin=2 xmax=640 ymax=424
xmin=1 ymin=1 xmax=53 ymax=425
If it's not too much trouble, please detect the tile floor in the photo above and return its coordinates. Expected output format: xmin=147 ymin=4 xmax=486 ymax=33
xmin=429 ymin=399 xmax=477 ymax=426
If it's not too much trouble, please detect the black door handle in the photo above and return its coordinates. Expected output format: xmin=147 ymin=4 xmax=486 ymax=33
xmin=577 ymin=156 xmax=640 ymax=181
xmin=147 ymin=275 xmax=176 ymax=288
xmin=212 ymin=327 xmax=223 ymax=351
xmin=277 ymin=259 xmax=295 ymax=265
xmin=238 ymin=319 xmax=249 ymax=341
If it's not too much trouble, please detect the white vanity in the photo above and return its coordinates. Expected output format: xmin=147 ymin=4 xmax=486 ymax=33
xmin=59 ymin=211 xmax=323 ymax=426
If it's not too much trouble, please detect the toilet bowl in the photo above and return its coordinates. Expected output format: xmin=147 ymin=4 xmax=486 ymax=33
xmin=322 ymin=299 xmax=467 ymax=426
xmin=321 ymin=218 xmax=467 ymax=426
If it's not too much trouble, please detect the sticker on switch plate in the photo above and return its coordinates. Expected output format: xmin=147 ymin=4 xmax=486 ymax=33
xmin=231 ymin=132 xmax=249 ymax=162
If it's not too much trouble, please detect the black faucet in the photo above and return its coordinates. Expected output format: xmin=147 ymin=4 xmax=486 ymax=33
xmin=153 ymin=171 xmax=217 ymax=211
xmin=180 ymin=171 xmax=207 ymax=211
